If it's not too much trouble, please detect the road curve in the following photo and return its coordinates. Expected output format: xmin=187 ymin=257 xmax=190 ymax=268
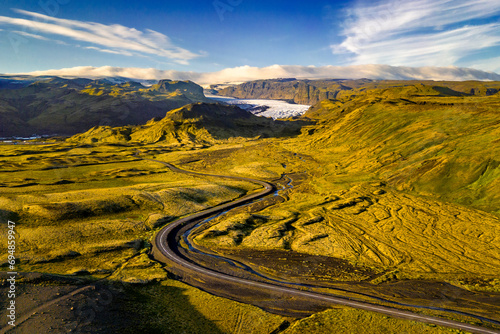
xmin=148 ymin=158 xmax=500 ymax=334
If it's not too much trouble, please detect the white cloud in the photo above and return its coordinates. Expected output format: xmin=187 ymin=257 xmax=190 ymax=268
xmin=13 ymin=64 xmax=500 ymax=85
xmin=0 ymin=9 xmax=202 ymax=64
xmin=333 ymin=0 xmax=500 ymax=70
xmin=84 ymin=46 xmax=133 ymax=56
xmin=12 ymin=30 xmax=49 ymax=40
xmin=349 ymin=24 xmax=500 ymax=66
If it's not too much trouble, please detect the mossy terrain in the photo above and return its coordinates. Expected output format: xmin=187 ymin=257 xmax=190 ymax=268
xmin=0 ymin=272 xmax=291 ymax=333
xmin=1 ymin=81 xmax=500 ymax=332
xmin=0 ymin=142 xmax=261 ymax=277
xmin=0 ymin=141 xmax=294 ymax=332
xmin=283 ymin=307 xmax=469 ymax=334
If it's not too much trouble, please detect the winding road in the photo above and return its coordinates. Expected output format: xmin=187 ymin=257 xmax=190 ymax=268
xmin=147 ymin=158 xmax=500 ymax=334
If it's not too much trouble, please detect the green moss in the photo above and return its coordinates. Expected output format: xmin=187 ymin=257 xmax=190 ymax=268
xmin=284 ymin=308 xmax=469 ymax=334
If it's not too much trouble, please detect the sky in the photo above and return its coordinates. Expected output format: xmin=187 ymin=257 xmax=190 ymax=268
xmin=0 ymin=0 xmax=499 ymax=83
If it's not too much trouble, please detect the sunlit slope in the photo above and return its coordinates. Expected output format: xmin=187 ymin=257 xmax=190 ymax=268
xmin=69 ymin=102 xmax=307 ymax=145
xmin=303 ymin=94 xmax=500 ymax=215
xmin=0 ymin=78 xmax=210 ymax=136
xmin=193 ymin=91 xmax=500 ymax=282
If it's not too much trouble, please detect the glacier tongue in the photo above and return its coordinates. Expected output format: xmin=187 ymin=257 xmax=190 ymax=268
xmin=206 ymin=95 xmax=310 ymax=119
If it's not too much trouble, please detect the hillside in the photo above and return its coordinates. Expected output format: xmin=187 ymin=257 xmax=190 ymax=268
xmin=185 ymin=89 xmax=500 ymax=286
xmin=217 ymin=78 xmax=500 ymax=105
xmin=300 ymin=95 xmax=500 ymax=215
xmin=69 ymin=102 xmax=307 ymax=145
xmin=0 ymin=77 xmax=210 ymax=137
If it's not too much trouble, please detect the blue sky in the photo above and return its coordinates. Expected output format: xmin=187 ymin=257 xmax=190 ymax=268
xmin=0 ymin=0 xmax=499 ymax=81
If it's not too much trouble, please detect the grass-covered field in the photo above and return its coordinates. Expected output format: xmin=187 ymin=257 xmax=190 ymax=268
xmin=0 ymin=142 xmax=261 ymax=276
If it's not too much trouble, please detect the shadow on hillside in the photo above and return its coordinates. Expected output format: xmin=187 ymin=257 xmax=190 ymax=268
xmin=431 ymin=86 xmax=468 ymax=97
xmin=200 ymin=116 xmax=316 ymax=141
xmin=4 ymin=277 xmax=226 ymax=334
xmin=0 ymin=209 xmax=18 ymax=223
xmin=273 ymin=119 xmax=316 ymax=137
xmin=82 ymin=281 xmax=226 ymax=334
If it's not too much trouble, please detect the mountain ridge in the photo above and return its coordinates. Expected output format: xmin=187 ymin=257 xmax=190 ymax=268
xmin=0 ymin=77 xmax=210 ymax=137
xmin=217 ymin=79 xmax=500 ymax=105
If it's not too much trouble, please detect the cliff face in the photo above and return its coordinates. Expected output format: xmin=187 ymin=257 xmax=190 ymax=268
xmin=218 ymin=79 xmax=350 ymax=105
xmin=217 ymin=79 xmax=500 ymax=105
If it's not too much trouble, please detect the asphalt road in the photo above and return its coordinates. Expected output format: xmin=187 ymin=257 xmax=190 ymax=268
xmin=148 ymin=158 xmax=500 ymax=334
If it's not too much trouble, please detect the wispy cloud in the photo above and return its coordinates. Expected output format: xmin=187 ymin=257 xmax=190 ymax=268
xmin=84 ymin=46 xmax=133 ymax=56
xmin=332 ymin=0 xmax=500 ymax=70
xmin=0 ymin=9 xmax=202 ymax=64
xmin=12 ymin=30 xmax=49 ymax=40
xmin=14 ymin=64 xmax=500 ymax=85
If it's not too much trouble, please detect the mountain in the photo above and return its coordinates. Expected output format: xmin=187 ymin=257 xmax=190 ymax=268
xmin=0 ymin=75 xmax=59 ymax=89
xmin=69 ymin=102 xmax=307 ymax=145
xmin=0 ymin=77 xmax=209 ymax=137
xmin=0 ymin=74 xmax=160 ymax=88
xmin=217 ymin=79 xmax=500 ymax=105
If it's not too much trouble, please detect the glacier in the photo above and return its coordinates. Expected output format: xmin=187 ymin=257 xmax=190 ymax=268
xmin=206 ymin=95 xmax=310 ymax=119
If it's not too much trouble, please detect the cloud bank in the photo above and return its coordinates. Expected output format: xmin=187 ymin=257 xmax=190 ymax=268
xmin=16 ymin=64 xmax=500 ymax=85
xmin=333 ymin=0 xmax=500 ymax=71
xmin=0 ymin=9 xmax=201 ymax=64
